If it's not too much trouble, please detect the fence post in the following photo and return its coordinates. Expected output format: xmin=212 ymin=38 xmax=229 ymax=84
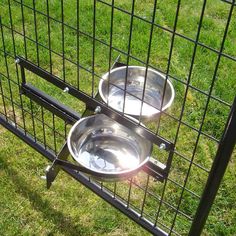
xmin=189 ymin=96 xmax=236 ymax=236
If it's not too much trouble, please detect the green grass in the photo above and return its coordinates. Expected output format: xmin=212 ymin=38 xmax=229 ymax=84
xmin=0 ymin=0 xmax=236 ymax=235
xmin=0 ymin=129 xmax=150 ymax=236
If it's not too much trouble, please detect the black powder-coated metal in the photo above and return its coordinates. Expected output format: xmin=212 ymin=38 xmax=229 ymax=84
xmin=0 ymin=115 xmax=168 ymax=236
xmin=189 ymin=96 xmax=236 ymax=236
xmin=45 ymin=142 xmax=70 ymax=189
xmin=21 ymin=83 xmax=80 ymax=124
xmin=19 ymin=70 xmax=169 ymax=183
xmin=17 ymin=56 xmax=173 ymax=151
xmin=1 ymin=1 xmax=236 ymax=235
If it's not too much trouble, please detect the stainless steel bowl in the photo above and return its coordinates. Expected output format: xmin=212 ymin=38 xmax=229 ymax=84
xmin=67 ymin=114 xmax=152 ymax=181
xmin=99 ymin=66 xmax=175 ymax=119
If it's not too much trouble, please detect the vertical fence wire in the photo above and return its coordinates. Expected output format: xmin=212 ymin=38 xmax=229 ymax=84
xmin=91 ymin=0 xmax=96 ymax=98
xmin=7 ymin=0 xmax=26 ymax=131
xmin=32 ymin=0 xmax=39 ymax=66
xmin=106 ymin=0 xmax=115 ymax=108
xmin=0 ymin=16 xmax=7 ymax=118
xmin=20 ymin=0 xmax=27 ymax=59
xmin=61 ymin=0 xmax=65 ymax=82
xmin=46 ymin=0 xmax=52 ymax=74
xmin=170 ymin=1 xmax=235 ymax=233
xmin=155 ymin=0 xmax=181 ymax=135
xmin=153 ymin=1 xmax=182 ymax=226
xmin=169 ymin=0 xmax=208 ymax=232
xmin=0 ymin=17 xmax=16 ymax=125
xmin=41 ymin=106 xmax=47 ymax=149
xmin=0 ymin=1 xmax=235 ymax=235
xmin=139 ymin=0 xmax=158 ymax=122
xmin=76 ymin=0 xmax=80 ymax=90
xmin=189 ymin=95 xmax=236 ymax=236
xmin=123 ymin=0 xmax=135 ymax=115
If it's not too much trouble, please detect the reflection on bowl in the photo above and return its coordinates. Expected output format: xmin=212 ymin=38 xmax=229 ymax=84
xmin=99 ymin=66 xmax=175 ymax=119
xmin=67 ymin=114 xmax=152 ymax=181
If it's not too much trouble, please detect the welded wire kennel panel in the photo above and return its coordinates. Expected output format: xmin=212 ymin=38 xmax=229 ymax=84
xmin=0 ymin=0 xmax=236 ymax=235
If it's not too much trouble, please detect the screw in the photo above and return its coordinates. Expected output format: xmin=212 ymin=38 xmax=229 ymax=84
xmin=94 ymin=106 xmax=101 ymax=114
xmin=45 ymin=165 xmax=51 ymax=172
xmin=160 ymin=143 xmax=166 ymax=150
xmin=9 ymin=121 xmax=16 ymax=127
xmin=15 ymin=58 xmax=20 ymax=64
xmin=63 ymin=87 xmax=69 ymax=93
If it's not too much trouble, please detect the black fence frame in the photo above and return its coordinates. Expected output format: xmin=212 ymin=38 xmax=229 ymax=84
xmin=0 ymin=0 xmax=236 ymax=235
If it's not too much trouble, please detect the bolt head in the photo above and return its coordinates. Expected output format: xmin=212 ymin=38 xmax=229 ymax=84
xmin=45 ymin=165 xmax=51 ymax=172
xmin=160 ymin=143 xmax=166 ymax=150
xmin=94 ymin=106 xmax=101 ymax=114
xmin=15 ymin=58 xmax=20 ymax=64
xmin=63 ymin=87 xmax=69 ymax=93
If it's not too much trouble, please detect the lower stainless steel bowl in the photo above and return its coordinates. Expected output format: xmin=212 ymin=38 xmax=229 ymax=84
xmin=67 ymin=114 xmax=152 ymax=181
xmin=99 ymin=66 xmax=175 ymax=119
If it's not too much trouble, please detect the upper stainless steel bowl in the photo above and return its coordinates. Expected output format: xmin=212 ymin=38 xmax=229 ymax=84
xmin=67 ymin=114 xmax=152 ymax=181
xmin=99 ymin=66 xmax=175 ymax=119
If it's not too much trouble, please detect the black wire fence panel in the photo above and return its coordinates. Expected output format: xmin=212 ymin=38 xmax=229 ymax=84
xmin=0 ymin=0 xmax=235 ymax=235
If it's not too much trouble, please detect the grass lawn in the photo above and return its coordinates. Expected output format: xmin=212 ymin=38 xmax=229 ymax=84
xmin=0 ymin=0 xmax=236 ymax=235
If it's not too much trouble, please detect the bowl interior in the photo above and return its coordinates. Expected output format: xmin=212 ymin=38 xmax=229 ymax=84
xmin=68 ymin=114 xmax=152 ymax=176
xmin=99 ymin=66 xmax=174 ymax=117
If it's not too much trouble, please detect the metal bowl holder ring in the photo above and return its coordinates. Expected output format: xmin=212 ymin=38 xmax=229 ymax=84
xmin=17 ymin=56 xmax=175 ymax=187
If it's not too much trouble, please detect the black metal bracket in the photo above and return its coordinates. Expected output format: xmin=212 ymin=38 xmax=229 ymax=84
xmin=0 ymin=114 xmax=168 ymax=236
xmin=45 ymin=143 xmax=70 ymax=189
xmin=21 ymin=83 xmax=80 ymax=124
xmin=17 ymin=55 xmax=174 ymax=186
xmin=44 ymin=142 xmax=169 ymax=188
xmin=16 ymin=56 xmax=173 ymax=151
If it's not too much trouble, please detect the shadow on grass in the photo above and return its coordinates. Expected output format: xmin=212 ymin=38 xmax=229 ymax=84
xmin=0 ymin=156 xmax=86 ymax=236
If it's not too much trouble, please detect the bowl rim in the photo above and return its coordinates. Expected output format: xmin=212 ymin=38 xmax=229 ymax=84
xmin=98 ymin=66 xmax=175 ymax=118
xmin=67 ymin=114 xmax=152 ymax=177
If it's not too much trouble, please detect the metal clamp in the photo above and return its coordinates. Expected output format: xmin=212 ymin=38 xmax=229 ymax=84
xmin=44 ymin=143 xmax=70 ymax=189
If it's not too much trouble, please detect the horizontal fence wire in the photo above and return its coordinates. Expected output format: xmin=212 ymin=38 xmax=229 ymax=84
xmin=2 ymin=0 xmax=234 ymax=107
xmin=0 ymin=0 xmax=235 ymax=235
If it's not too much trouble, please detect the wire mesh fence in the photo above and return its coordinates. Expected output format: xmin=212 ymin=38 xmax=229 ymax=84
xmin=0 ymin=0 xmax=236 ymax=235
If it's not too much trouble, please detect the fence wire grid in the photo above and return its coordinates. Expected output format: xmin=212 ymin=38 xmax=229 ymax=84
xmin=0 ymin=0 xmax=236 ymax=235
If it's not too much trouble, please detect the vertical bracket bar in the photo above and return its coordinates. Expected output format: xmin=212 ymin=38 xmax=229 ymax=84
xmin=45 ymin=142 xmax=70 ymax=189
xmin=189 ymin=96 xmax=236 ymax=236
